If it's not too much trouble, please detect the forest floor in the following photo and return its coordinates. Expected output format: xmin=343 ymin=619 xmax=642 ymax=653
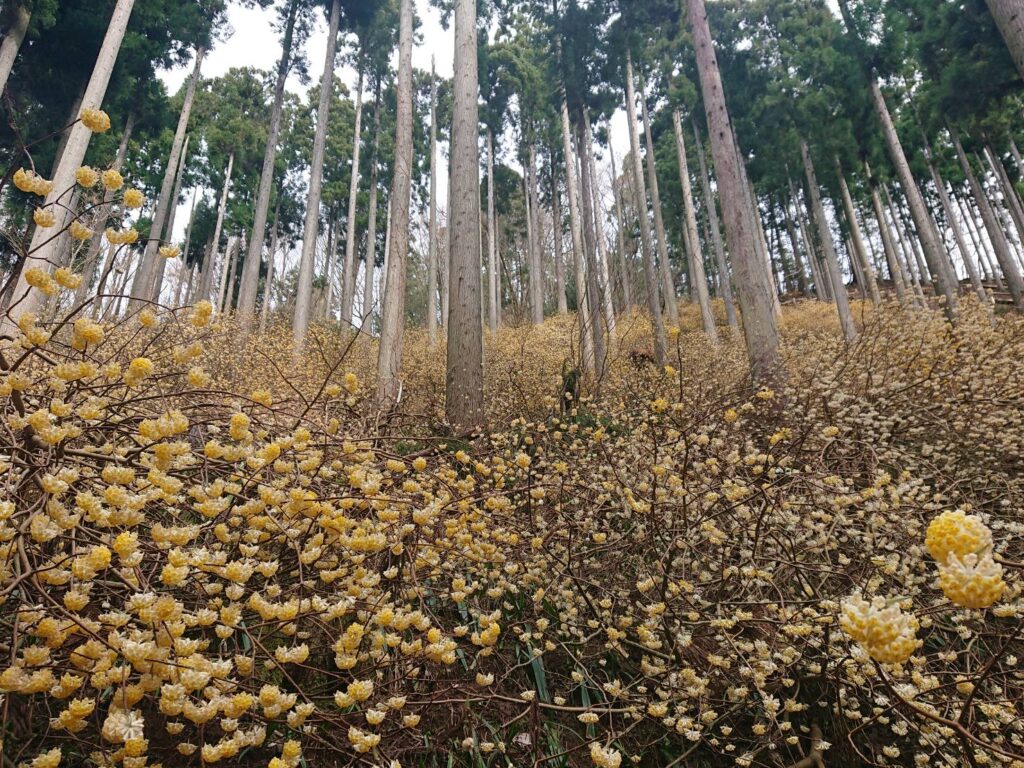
xmin=3 ymin=297 xmax=1023 ymax=767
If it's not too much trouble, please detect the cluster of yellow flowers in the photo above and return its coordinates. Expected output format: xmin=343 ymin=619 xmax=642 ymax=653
xmin=0 ymin=297 xmax=1020 ymax=768
xmin=80 ymin=106 xmax=111 ymax=132
xmin=13 ymin=167 xmax=54 ymax=196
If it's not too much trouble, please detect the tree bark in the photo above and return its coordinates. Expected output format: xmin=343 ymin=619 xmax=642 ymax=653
xmin=200 ymin=152 xmax=233 ymax=306
xmin=673 ymin=109 xmax=718 ymax=342
xmin=870 ymin=80 xmax=958 ymax=318
xmin=129 ymin=46 xmax=203 ymax=310
xmin=2 ymin=0 xmax=136 ymax=334
xmin=219 ymin=235 xmax=239 ymax=313
xmin=292 ymin=0 xmax=341 ymax=341
xmin=624 ymin=52 xmax=668 ymax=364
xmin=260 ymin=202 xmax=281 ymax=332
xmin=884 ymin=185 xmax=925 ymax=304
xmin=801 ymin=139 xmax=856 ymax=341
xmin=174 ymin=188 xmax=198 ymax=307
xmin=985 ymin=0 xmax=1024 ymax=80
xmin=583 ymin=112 xmax=616 ymax=345
xmin=551 ymin=173 xmax=569 ymax=314
xmin=867 ymin=174 xmax=907 ymax=304
xmin=689 ymin=0 xmax=781 ymax=382
xmin=927 ymin=151 xmax=986 ymax=303
xmin=575 ymin=116 xmax=608 ymax=372
xmin=835 ymin=159 xmax=880 ymax=304
xmin=150 ymin=132 xmax=190 ymax=303
xmin=560 ymin=100 xmax=596 ymax=374
xmin=694 ymin=119 xmax=738 ymax=327
xmin=608 ymin=138 xmax=633 ymax=313
xmin=953 ymin=133 xmax=1024 ymax=307
xmin=360 ymin=81 xmax=383 ymax=326
xmin=427 ymin=58 xmax=439 ymax=344
xmin=987 ymin=145 xmax=1024 ymax=248
xmin=237 ymin=0 xmax=300 ymax=326
xmin=527 ymin=145 xmax=545 ymax=325
xmin=638 ymin=73 xmax=679 ymax=328
xmin=339 ymin=67 xmax=364 ymax=327
xmin=486 ymin=129 xmax=498 ymax=334
xmin=0 ymin=3 xmax=30 ymax=96
xmin=445 ymin=0 xmax=485 ymax=427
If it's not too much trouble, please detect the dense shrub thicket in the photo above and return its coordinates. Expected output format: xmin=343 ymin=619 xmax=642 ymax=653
xmin=1 ymin=287 xmax=1022 ymax=768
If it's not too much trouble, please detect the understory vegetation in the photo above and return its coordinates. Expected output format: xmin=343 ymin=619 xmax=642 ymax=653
xmin=2 ymin=295 xmax=1022 ymax=768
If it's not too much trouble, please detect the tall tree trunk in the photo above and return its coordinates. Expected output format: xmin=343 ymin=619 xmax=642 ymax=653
xmin=0 ymin=3 xmax=30 ymax=95
xmin=694 ymin=119 xmax=738 ymax=327
xmin=2 ymin=0 xmax=135 ymax=333
xmin=174 ymin=189 xmax=198 ymax=307
xmin=360 ymin=81 xmax=383 ymax=327
xmin=427 ymin=58 xmax=439 ymax=344
xmin=987 ymin=145 xmax=1024 ymax=246
xmin=956 ymin=191 xmax=999 ymax=285
xmin=867 ymin=174 xmax=907 ymax=305
xmin=583 ymin=112 xmax=616 ymax=345
xmin=624 ymin=52 xmax=668 ymax=364
xmin=378 ymin=0 xmax=413 ymax=409
xmin=551 ymin=173 xmax=569 ymax=314
xmin=953 ymin=133 xmax=1024 ymax=307
xmin=783 ymin=194 xmax=813 ymax=299
xmin=129 ymin=47 xmax=204 ymax=310
xmin=238 ymin=0 xmax=301 ymax=326
xmin=218 ymin=235 xmax=239 ymax=313
xmin=560 ymin=100 xmax=595 ymax=374
xmin=575 ymin=116 xmax=608 ymax=371
xmin=835 ymin=159 xmax=880 ymax=305
xmin=801 ymin=139 xmax=856 ymax=341
xmin=870 ymin=81 xmax=958 ymax=318
xmin=689 ymin=0 xmax=781 ymax=381
xmin=884 ymin=186 xmax=925 ymax=304
xmin=608 ymin=139 xmax=633 ymax=312
xmin=638 ymin=72 xmax=679 ymax=328
xmin=984 ymin=0 xmax=1024 ymax=80
xmin=340 ymin=64 xmax=365 ymax=328
xmin=673 ymin=109 xmax=717 ymax=342
xmin=196 ymin=152 xmax=232 ymax=307
xmin=486 ymin=129 xmax=498 ymax=334
xmin=445 ymin=0 xmax=484 ymax=427
xmin=527 ymin=145 xmax=545 ymax=325
xmin=927 ymin=151 xmax=986 ymax=303
xmin=78 ymin=111 xmax=134 ymax=310
xmin=292 ymin=0 xmax=341 ymax=341
xmin=150 ymin=133 xmax=190 ymax=303
xmin=323 ymin=211 xmax=337 ymax=320
xmin=260 ymin=202 xmax=281 ymax=332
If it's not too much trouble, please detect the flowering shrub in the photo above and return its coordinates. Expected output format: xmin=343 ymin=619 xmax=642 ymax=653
xmin=1 ymin=194 xmax=1023 ymax=768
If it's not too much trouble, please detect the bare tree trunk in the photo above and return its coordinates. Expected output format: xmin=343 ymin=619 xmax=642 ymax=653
xmin=673 ymin=109 xmax=718 ymax=342
xmin=870 ymin=81 xmax=958 ymax=318
xmin=130 ymin=47 xmax=203 ymax=310
xmin=783 ymin=176 xmax=812 ymax=298
xmin=445 ymin=0 xmax=485 ymax=427
xmin=638 ymin=73 xmax=679 ymax=328
xmin=985 ymin=0 xmax=1024 ymax=80
xmin=294 ymin=0 xmax=341 ymax=340
xmin=2 ymin=0 xmax=136 ymax=334
xmin=238 ymin=0 xmax=301 ymax=325
xmin=956 ymin=191 xmax=999 ymax=285
xmin=260 ymin=204 xmax=281 ymax=332
xmin=527 ymin=145 xmax=545 ymax=325
xmin=0 ymin=3 xmax=30 ymax=95
xmin=551 ymin=174 xmax=569 ymax=314
xmin=560 ymin=101 xmax=596 ymax=374
xmin=801 ymin=139 xmax=856 ymax=341
xmin=427 ymin=58 xmax=439 ymax=344
xmin=339 ymin=65 xmax=365 ymax=327
xmin=219 ymin=235 xmax=240 ymax=313
xmin=987 ymin=145 xmax=1024 ymax=247
xmin=867 ymin=176 xmax=907 ymax=304
xmin=927 ymin=152 xmax=986 ymax=303
xmin=175 ymin=188 xmax=198 ymax=305
xmin=77 ymin=111 xmax=134 ymax=310
xmin=150 ymin=133 xmax=190 ymax=303
xmin=486 ymin=129 xmax=498 ymax=334
xmin=575 ymin=116 xmax=607 ymax=372
xmin=376 ymin=0 xmax=411 ymax=409
xmin=835 ymin=159 xmax=880 ymax=305
xmin=954 ymin=134 xmax=1024 ymax=307
xmin=884 ymin=186 xmax=925 ymax=304
xmin=583 ymin=112 xmax=616 ymax=345
xmin=689 ymin=0 xmax=780 ymax=381
xmin=361 ymin=82 xmax=383 ymax=326
xmin=216 ymin=235 xmax=236 ymax=313
xmin=624 ymin=52 xmax=668 ymax=364
xmin=198 ymin=152 xmax=233 ymax=306
xmin=608 ymin=139 xmax=633 ymax=312
xmin=694 ymin=119 xmax=738 ymax=327
xmin=323 ymin=211 xmax=337 ymax=320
